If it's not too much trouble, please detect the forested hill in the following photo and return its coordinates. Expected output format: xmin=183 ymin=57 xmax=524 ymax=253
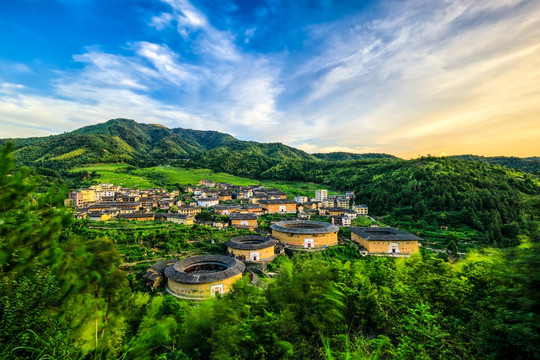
xmin=451 ymin=155 xmax=540 ymax=174
xmin=0 ymin=118 xmax=317 ymax=167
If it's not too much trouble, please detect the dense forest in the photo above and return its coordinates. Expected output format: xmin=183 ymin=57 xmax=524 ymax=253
xmin=1 ymin=143 xmax=539 ymax=359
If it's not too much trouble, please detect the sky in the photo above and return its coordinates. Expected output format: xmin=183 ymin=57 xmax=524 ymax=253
xmin=0 ymin=0 xmax=539 ymax=158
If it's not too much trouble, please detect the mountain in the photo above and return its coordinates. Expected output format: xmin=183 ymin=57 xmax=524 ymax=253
xmin=0 ymin=118 xmax=316 ymax=167
xmin=451 ymin=155 xmax=540 ymax=174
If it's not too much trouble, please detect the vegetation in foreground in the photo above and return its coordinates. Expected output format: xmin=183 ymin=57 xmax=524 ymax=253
xmin=1 ymin=145 xmax=540 ymax=360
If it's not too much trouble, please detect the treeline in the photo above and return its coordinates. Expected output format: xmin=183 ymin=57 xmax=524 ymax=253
xmin=451 ymin=155 xmax=540 ymax=174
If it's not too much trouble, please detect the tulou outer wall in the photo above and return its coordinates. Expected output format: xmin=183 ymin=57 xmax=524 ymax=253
xmin=167 ymin=272 xmax=243 ymax=300
xmin=227 ymin=246 xmax=275 ymax=262
xmin=271 ymin=229 xmax=338 ymax=248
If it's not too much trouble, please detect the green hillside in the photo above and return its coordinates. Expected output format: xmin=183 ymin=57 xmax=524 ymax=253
xmin=1 ymin=118 xmax=315 ymax=168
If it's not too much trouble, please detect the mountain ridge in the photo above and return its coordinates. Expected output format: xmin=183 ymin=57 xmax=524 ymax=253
xmin=1 ymin=118 xmax=538 ymax=174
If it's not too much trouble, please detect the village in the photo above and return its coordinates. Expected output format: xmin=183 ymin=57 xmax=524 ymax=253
xmin=66 ymin=179 xmax=421 ymax=300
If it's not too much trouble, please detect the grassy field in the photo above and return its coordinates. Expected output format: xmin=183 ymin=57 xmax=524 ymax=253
xmin=72 ymin=164 xmax=340 ymax=197
xmin=71 ymin=164 xmax=156 ymax=188
xmin=135 ymin=166 xmax=259 ymax=186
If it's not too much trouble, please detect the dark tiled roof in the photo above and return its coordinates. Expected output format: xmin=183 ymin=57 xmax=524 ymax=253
xmin=229 ymin=212 xmax=258 ymax=220
xmin=242 ymin=205 xmax=262 ymax=209
xmin=350 ymin=227 xmax=422 ymax=241
xmin=225 ymin=235 xmax=277 ymax=250
xmin=324 ymin=207 xmax=355 ymax=213
xmin=90 ymin=201 xmax=140 ymax=208
xmin=270 ymin=220 xmax=339 ymax=234
xmin=214 ymin=204 xmax=242 ymax=210
xmin=164 ymin=255 xmax=245 ymax=284
xmin=259 ymin=199 xmax=297 ymax=205
xmin=117 ymin=213 xmax=154 ymax=219
xmin=165 ymin=213 xmax=190 ymax=219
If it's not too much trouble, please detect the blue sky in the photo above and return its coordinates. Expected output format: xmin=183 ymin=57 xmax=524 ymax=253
xmin=1 ymin=0 xmax=539 ymax=157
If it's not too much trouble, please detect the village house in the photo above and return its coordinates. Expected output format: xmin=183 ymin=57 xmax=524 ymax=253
xmin=143 ymin=260 xmax=176 ymax=290
xmin=199 ymin=179 xmax=215 ymax=187
xmin=266 ymin=189 xmax=287 ymax=199
xmin=197 ymin=197 xmax=219 ymax=208
xmin=353 ymin=204 xmax=369 ymax=215
xmin=322 ymin=199 xmax=335 ymax=208
xmin=117 ymin=213 xmax=156 ymax=221
xmin=303 ymin=201 xmax=322 ymax=211
xmin=216 ymin=182 xmax=232 ymax=190
xmin=295 ymin=196 xmax=308 ymax=204
xmin=250 ymin=196 xmax=267 ymax=204
xmin=241 ymin=205 xmax=263 ymax=215
xmin=155 ymin=213 xmax=194 ymax=225
xmin=75 ymin=210 xmax=87 ymax=219
xmin=331 ymin=215 xmax=351 ymax=227
xmin=177 ymin=206 xmax=201 ymax=216
xmin=335 ymin=196 xmax=350 ymax=208
xmin=87 ymin=211 xmax=113 ymax=221
xmin=321 ymin=207 xmax=357 ymax=219
xmin=297 ymin=212 xmax=311 ymax=221
xmin=350 ymin=227 xmax=421 ymax=256
xmin=213 ymin=204 xmax=242 ymax=215
xmin=218 ymin=191 xmax=233 ymax=202
xmin=242 ymin=188 xmax=254 ymax=199
xmin=259 ymin=199 xmax=297 ymax=214
xmin=88 ymin=201 xmax=140 ymax=214
xmin=229 ymin=212 xmax=259 ymax=230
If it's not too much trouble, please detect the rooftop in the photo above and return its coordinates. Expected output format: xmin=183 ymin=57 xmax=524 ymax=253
xmin=270 ymin=220 xmax=339 ymax=234
xmin=350 ymin=227 xmax=422 ymax=241
xmin=164 ymin=255 xmax=245 ymax=284
xmin=229 ymin=212 xmax=258 ymax=220
xmin=259 ymin=199 xmax=297 ymax=205
xmin=225 ymin=235 xmax=277 ymax=250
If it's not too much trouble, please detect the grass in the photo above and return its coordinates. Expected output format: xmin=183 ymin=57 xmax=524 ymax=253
xmin=50 ymin=148 xmax=86 ymax=160
xmin=71 ymin=164 xmax=156 ymax=188
xmin=72 ymin=164 xmax=340 ymax=197
xmin=135 ymin=166 xmax=258 ymax=186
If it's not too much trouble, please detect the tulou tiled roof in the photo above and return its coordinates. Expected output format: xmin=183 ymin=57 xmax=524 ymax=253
xmin=270 ymin=220 xmax=339 ymax=234
xmin=225 ymin=236 xmax=277 ymax=250
xmin=164 ymin=255 xmax=245 ymax=284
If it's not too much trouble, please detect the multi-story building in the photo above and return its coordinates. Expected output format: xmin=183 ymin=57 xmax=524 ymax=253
xmin=315 ymin=190 xmax=328 ymax=202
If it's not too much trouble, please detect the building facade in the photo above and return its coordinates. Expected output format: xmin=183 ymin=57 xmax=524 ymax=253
xmin=350 ymin=227 xmax=421 ymax=256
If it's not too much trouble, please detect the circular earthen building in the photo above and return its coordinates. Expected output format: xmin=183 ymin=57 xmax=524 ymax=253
xmin=164 ymin=255 xmax=245 ymax=300
xmin=225 ymin=235 xmax=278 ymax=262
xmin=270 ymin=220 xmax=339 ymax=250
